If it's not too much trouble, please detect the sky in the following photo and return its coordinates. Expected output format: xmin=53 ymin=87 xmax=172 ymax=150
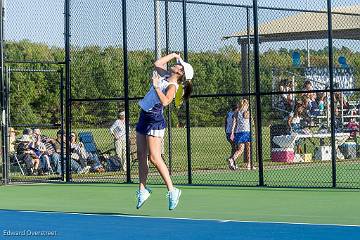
xmin=4 ymin=0 xmax=360 ymax=53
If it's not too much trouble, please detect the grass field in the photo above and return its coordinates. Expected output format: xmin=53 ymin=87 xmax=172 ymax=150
xmin=3 ymin=127 xmax=360 ymax=188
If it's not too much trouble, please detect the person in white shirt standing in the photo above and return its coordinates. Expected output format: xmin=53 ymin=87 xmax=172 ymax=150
xmin=110 ymin=111 xmax=127 ymax=171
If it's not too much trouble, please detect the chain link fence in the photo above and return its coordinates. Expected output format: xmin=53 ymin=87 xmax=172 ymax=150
xmin=255 ymin=0 xmax=360 ymax=188
xmin=2 ymin=0 xmax=360 ymax=188
xmin=1 ymin=0 xmax=65 ymax=184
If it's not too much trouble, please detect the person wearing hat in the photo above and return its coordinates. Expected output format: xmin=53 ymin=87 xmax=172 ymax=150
xmin=135 ymin=53 xmax=194 ymax=210
xmin=109 ymin=111 xmax=128 ymax=172
xmin=44 ymin=129 xmax=69 ymax=175
xmin=70 ymin=132 xmax=103 ymax=173
xmin=31 ymin=128 xmax=54 ymax=175
xmin=16 ymin=133 xmax=40 ymax=175
xmin=49 ymin=130 xmax=90 ymax=175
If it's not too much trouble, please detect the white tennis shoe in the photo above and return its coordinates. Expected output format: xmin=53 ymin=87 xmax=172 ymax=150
xmin=136 ymin=187 xmax=152 ymax=209
xmin=168 ymin=187 xmax=181 ymax=210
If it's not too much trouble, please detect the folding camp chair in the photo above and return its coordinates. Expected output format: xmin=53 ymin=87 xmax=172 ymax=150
xmin=11 ymin=152 xmax=25 ymax=175
xmin=78 ymin=132 xmax=105 ymax=172
xmin=78 ymin=132 xmax=98 ymax=156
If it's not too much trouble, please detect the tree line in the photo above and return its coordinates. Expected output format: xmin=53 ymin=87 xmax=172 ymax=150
xmin=6 ymin=40 xmax=360 ymax=128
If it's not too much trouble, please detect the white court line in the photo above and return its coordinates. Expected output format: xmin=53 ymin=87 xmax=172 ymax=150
xmin=1 ymin=209 xmax=360 ymax=228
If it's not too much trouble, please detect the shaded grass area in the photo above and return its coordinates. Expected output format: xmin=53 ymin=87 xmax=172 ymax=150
xmin=0 ymin=184 xmax=359 ymax=226
xmin=42 ymin=126 xmax=359 ymax=170
xmin=8 ymin=159 xmax=360 ymax=188
xmin=6 ymin=127 xmax=360 ymax=188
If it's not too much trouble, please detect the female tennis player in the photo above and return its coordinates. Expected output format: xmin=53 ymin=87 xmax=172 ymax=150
xmin=135 ymin=53 xmax=193 ymax=210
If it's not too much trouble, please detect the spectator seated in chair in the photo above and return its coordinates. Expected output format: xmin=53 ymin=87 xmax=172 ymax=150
xmin=308 ymin=94 xmax=320 ymax=117
xmin=70 ymin=132 xmax=105 ymax=173
xmin=279 ymin=79 xmax=294 ymax=113
xmin=334 ymin=84 xmax=350 ymax=112
xmin=32 ymin=128 xmax=54 ymax=175
xmin=287 ymin=104 xmax=306 ymax=154
xmin=334 ymin=107 xmax=344 ymax=132
xmin=47 ymin=130 xmax=91 ymax=175
xmin=346 ymin=117 xmax=359 ymax=139
xmin=16 ymin=129 xmax=40 ymax=176
xmin=317 ymin=92 xmax=326 ymax=115
xmin=38 ymin=130 xmax=63 ymax=175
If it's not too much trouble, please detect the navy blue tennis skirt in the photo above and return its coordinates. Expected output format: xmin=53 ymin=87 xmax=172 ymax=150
xmin=136 ymin=109 xmax=166 ymax=135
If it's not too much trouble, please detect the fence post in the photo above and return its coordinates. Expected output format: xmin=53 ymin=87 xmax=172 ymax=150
xmin=182 ymin=0 xmax=192 ymax=184
xmin=122 ymin=0 xmax=131 ymax=184
xmin=252 ymin=0 xmax=264 ymax=186
xmin=4 ymin=66 xmax=9 ymax=182
xmin=0 ymin=0 xmax=7 ymax=185
xmin=164 ymin=0 xmax=174 ymax=175
xmin=59 ymin=68 xmax=65 ymax=182
xmin=327 ymin=0 xmax=336 ymax=188
xmin=246 ymin=7 xmax=255 ymax=170
xmin=64 ymin=0 xmax=71 ymax=182
xmin=154 ymin=0 xmax=161 ymax=60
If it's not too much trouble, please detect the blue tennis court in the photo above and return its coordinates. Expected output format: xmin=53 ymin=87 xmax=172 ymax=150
xmin=1 ymin=210 xmax=360 ymax=240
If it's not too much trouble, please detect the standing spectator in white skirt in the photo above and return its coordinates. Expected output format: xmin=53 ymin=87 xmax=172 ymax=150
xmin=229 ymin=99 xmax=254 ymax=170
xmin=110 ymin=111 xmax=128 ymax=171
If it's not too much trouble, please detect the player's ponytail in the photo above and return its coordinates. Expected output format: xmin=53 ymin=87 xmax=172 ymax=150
xmin=175 ymin=65 xmax=193 ymax=102
xmin=182 ymin=79 xmax=193 ymax=102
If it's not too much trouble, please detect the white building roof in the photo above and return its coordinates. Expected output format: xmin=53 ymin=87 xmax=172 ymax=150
xmin=224 ymin=5 xmax=360 ymax=42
